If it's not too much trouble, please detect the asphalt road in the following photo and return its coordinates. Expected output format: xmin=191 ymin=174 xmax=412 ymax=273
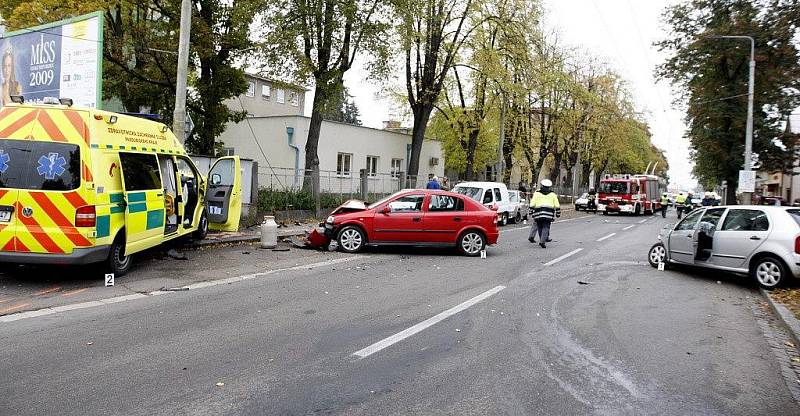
xmin=2 ymin=212 xmax=800 ymax=415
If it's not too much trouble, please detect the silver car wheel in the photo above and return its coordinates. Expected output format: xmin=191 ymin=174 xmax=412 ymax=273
xmin=649 ymin=245 xmax=666 ymax=264
xmin=756 ymin=261 xmax=782 ymax=287
xmin=339 ymin=228 xmax=363 ymax=252
xmin=461 ymin=232 xmax=483 ymax=255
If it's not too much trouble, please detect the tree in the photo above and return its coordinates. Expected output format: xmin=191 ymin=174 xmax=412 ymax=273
xmin=322 ymin=86 xmax=362 ymax=125
xmin=392 ymin=0 xmax=479 ymax=185
xmin=260 ymin=0 xmax=388 ymax=198
xmin=657 ymin=0 xmax=800 ymax=202
xmin=6 ymin=0 xmax=257 ymax=156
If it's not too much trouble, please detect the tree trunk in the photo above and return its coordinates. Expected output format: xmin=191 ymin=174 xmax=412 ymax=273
xmin=303 ymin=83 xmax=330 ymax=198
xmin=465 ymin=128 xmax=479 ymax=181
xmin=582 ymin=163 xmax=592 ymax=188
xmin=407 ymin=104 xmax=434 ymax=187
xmin=549 ymin=152 xmax=562 ymax=184
xmin=725 ymin=176 xmax=738 ymax=205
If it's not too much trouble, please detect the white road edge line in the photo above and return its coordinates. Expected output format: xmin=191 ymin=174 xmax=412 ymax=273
xmin=353 ymin=285 xmax=506 ymax=359
xmin=0 ymin=256 xmax=361 ymax=324
xmin=638 ymin=219 xmax=647 ymax=224
xmin=596 ymin=233 xmax=616 ymax=242
xmin=543 ymin=248 xmax=583 ymax=266
xmin=623 ymin=225 xmax=635 ymax=230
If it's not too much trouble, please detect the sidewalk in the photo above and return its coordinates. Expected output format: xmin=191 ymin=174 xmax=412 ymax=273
xmin=186 ymin=222 xmax=313 ymax=248
xmin=763 ymin=289 xmax=800 ymax=347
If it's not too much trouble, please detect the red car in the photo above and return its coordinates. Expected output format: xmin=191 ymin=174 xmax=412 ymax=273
xmin=323 ymin=189 xmax=500 ymax=256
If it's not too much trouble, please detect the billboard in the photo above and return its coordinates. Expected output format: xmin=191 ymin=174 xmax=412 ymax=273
xmin=0 ymin=12 xmax=103 ymax=109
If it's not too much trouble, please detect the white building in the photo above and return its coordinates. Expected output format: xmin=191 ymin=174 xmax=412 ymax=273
xmin=218 ymin=74 xmax=444 ymax=194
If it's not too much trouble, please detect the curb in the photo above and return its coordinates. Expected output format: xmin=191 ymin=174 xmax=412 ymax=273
xmin=761 ymin=288 xmax=800 ymax=348
xmin=185 ymin=229 xmax=308 ymax=249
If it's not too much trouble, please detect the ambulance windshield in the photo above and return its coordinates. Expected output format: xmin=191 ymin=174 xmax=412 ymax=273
xmin=0 ymin=139 xmax=81 ymax=191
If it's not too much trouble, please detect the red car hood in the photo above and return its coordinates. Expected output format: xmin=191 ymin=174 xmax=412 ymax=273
xmin=330 ymin=199 xmax=369 ymax=215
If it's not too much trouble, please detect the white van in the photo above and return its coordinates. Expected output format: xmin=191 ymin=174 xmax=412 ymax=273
xmin=452 ymin=181 xmax=515 ymax=225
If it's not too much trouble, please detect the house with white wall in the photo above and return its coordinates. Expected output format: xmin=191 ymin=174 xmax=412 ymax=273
xmin=218 ymin=73 xmax=444 ymax=194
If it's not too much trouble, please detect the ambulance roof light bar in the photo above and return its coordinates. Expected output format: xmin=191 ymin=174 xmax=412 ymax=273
xmin=59 ymin=98 xmax=73 ymax=107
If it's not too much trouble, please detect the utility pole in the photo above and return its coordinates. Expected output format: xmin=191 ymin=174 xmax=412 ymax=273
xmin=705 ymin=35 xmax=755 ymax=204
xmin=172 ymin=0 xmax=192 ymax=144
xmin=496 ymin=95 xmax=506 ymax=182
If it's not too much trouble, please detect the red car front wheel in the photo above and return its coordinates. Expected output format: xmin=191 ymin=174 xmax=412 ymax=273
xmin=337 ymin=225 xmax=366 ymax=253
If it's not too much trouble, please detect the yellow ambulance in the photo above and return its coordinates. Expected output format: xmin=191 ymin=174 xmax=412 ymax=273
xmin=0 ymin=99 xmax=242 ymax=275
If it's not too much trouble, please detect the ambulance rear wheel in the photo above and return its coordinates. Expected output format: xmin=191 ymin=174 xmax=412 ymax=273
xmin=193 ymin=210 xmax=209 ymax=240
xmin=107 ymin=236 xmax=131 ymax=276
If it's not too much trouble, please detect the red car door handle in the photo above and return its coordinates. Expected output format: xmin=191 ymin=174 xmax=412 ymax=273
xmin=413 ymin=217 xmax=422 ymax=222
xmin=453 ymin=217 xmax=462 ymax=222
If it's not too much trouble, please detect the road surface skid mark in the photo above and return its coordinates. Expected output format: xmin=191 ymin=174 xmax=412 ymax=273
xmin=0 ymin=256 xmax=361 ymax=324
xmin=353 ymin=285 xmax=506 ymax=359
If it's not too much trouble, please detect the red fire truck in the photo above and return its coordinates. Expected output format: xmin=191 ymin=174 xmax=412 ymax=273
xmin=597 ymin=174 xmax=662 ymax=215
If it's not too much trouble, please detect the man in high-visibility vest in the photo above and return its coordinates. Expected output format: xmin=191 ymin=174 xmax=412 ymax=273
xmin=528 ymin=179 xmax=561 ymax=248
xmin=675 ymin=193 xmax=687 ymax=219
xmin=660 ymin=193 xmax=670 ymax=218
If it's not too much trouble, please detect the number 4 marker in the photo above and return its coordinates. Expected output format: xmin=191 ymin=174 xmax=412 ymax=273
xmin=657 ymin=262 xmax=665 ymax=271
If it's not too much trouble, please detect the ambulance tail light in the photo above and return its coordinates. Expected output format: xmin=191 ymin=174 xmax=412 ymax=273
xmin=75 ymin=206 xmax=97 ymax=227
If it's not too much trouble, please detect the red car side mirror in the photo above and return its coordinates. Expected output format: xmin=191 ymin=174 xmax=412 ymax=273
xmin=489 ymin=204 xmax=498 ymax=211
xmin=381 ymin=206 xmax=391 ymax=214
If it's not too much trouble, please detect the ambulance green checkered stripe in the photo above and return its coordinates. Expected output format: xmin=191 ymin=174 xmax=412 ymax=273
xmin=128 ymin=202 xmax=148 ymax=213
xmin=110 ymin=206 xmax=125 ymax=214
xmin=127 ymin=192 xmax=147 ymax=202
xmin=110 ymin=193 xmax=124 ymax=203
xmin=146 ymin=209 xmax=164 ymax=229
xmin=96 ymin=215 xmax=110 ymax=238
xmin=89 ymin=145 xmax=186 ymax=154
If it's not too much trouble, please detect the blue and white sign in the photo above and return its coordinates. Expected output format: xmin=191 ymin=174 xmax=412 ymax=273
xmin=0 ymin=13 xmax=102 ymax=109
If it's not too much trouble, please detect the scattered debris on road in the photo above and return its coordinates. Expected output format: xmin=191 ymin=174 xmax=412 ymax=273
xmin=167 ymin=249 xmax=189 ymax=260
xmin=577 ymin=280 xmax=592 ymax=285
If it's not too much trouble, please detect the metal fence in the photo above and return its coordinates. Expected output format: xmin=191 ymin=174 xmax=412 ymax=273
xmin=256 ymin=166 xmax=430 ymax=208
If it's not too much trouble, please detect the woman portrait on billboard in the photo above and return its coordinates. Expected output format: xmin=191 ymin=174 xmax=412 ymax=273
xmin=2 ymin=47 xmax=22 ymax=107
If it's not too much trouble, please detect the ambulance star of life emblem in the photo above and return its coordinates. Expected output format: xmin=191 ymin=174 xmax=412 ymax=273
xmin=22 ymin=207 xmax=33 ymax=218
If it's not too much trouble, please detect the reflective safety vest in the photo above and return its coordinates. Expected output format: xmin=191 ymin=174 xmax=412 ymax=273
xmin=530 ymin=191 xmax=560 ymax=221
xmin=675 ymin=194 xmax=687 ymax=204
xmin=660 ymin=195 xmax=669 ymax=204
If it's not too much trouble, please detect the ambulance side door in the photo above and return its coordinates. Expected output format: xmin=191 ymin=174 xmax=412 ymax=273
xmin=206 ymin=156 xmax=241 ymax=232
xmin=118 ymin=153 xmax=166 ymax=254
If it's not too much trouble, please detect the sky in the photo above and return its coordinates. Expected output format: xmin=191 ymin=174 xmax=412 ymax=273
xmin=305 ymin=0 xmax=697 ymax=190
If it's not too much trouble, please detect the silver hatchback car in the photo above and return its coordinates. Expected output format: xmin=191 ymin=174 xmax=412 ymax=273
xmin=647 ymin=205 xmax=800 ymax=289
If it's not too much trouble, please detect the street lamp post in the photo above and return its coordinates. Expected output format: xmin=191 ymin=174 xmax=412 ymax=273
xmin=706 ymin=35 xmax=755 ymax=204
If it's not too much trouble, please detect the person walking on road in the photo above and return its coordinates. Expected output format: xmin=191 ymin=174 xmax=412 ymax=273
xmin=528 ymin=179 xmax=560 ymax=248
xmin=426 ymin=175 xmax=441 ymax=190
xmin=660 ymin=193 xmax=669 ymax=218
xmin=675 ymin=192 xmax=687 ymax=219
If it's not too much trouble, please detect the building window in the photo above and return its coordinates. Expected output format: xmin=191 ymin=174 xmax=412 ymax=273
xmin=222 ymin=147 xmax=235 ymax=156
xmin=391 ymin=158 xmax=403 ymax=178
xmin=366 ymin=156 xmax=378 ymax=176
xmin=290 ymin=91 xmax=299 ymax=107
xmin=276 ymin=88 xmax=285 ymax=104
xmin=337 ymin=153 xmax=352 ymax=176
xmin=246 ymin=81 xmax=255 ymax=97
xmin=261 ymin=85 xmax=271 ymax=100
